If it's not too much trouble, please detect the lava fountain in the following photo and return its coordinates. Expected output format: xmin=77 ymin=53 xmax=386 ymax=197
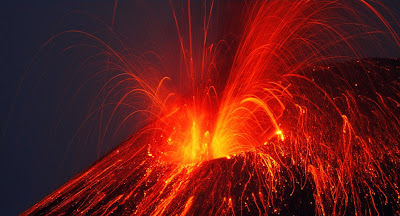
xmin=24 ymin=1 xmax=400 ymax=215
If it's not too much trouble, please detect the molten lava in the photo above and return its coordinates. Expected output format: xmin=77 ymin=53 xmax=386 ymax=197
xmin=23 ymin=1 xmax=400 ymax=215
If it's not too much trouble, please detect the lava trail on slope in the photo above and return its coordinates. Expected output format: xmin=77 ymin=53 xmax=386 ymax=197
xmin=24 ymin=58 xmax=400 ymax=215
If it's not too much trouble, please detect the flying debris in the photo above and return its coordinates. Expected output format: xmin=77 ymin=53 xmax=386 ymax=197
xmin=23 ymin=1 xmax=400 ymax=215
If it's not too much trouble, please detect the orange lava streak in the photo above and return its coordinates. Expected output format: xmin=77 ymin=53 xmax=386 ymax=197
xmin=22 ymin=1 xmax=400 ymax=215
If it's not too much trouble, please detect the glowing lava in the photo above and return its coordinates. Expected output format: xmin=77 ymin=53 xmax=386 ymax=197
xmin=23 ymin=1 xmax=400 ymax=215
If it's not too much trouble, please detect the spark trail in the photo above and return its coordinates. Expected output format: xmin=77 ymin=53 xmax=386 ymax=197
xmin=24 ymin=1 xmax=400 ymax=215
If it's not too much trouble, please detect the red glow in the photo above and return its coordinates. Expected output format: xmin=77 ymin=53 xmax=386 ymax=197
xmin=23 ymin=1 xmax=400 ymax=215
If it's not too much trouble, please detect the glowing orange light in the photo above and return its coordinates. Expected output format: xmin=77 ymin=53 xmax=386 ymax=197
xmin=22 ymin=1 xmax=400 ymax=215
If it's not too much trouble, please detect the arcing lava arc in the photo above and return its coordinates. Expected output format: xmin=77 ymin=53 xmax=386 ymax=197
xmin=23 ymin=1 xmax=400 ymax=215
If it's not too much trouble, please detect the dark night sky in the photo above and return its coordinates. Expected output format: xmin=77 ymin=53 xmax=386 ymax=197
xmin=0 ymin=1 xmax=399 ymax=215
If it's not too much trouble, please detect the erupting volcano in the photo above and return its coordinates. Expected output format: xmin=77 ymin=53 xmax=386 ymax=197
xmin=23 ymin=1 xmax=400 ymax=215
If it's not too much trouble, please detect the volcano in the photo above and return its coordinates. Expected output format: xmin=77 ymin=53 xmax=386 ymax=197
xmin=23 ymin=58 xmax=400 ymax=215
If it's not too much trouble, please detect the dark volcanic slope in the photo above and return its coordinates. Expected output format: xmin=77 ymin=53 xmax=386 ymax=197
xmin=24 ymin=58 xmax=400 ymax=215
